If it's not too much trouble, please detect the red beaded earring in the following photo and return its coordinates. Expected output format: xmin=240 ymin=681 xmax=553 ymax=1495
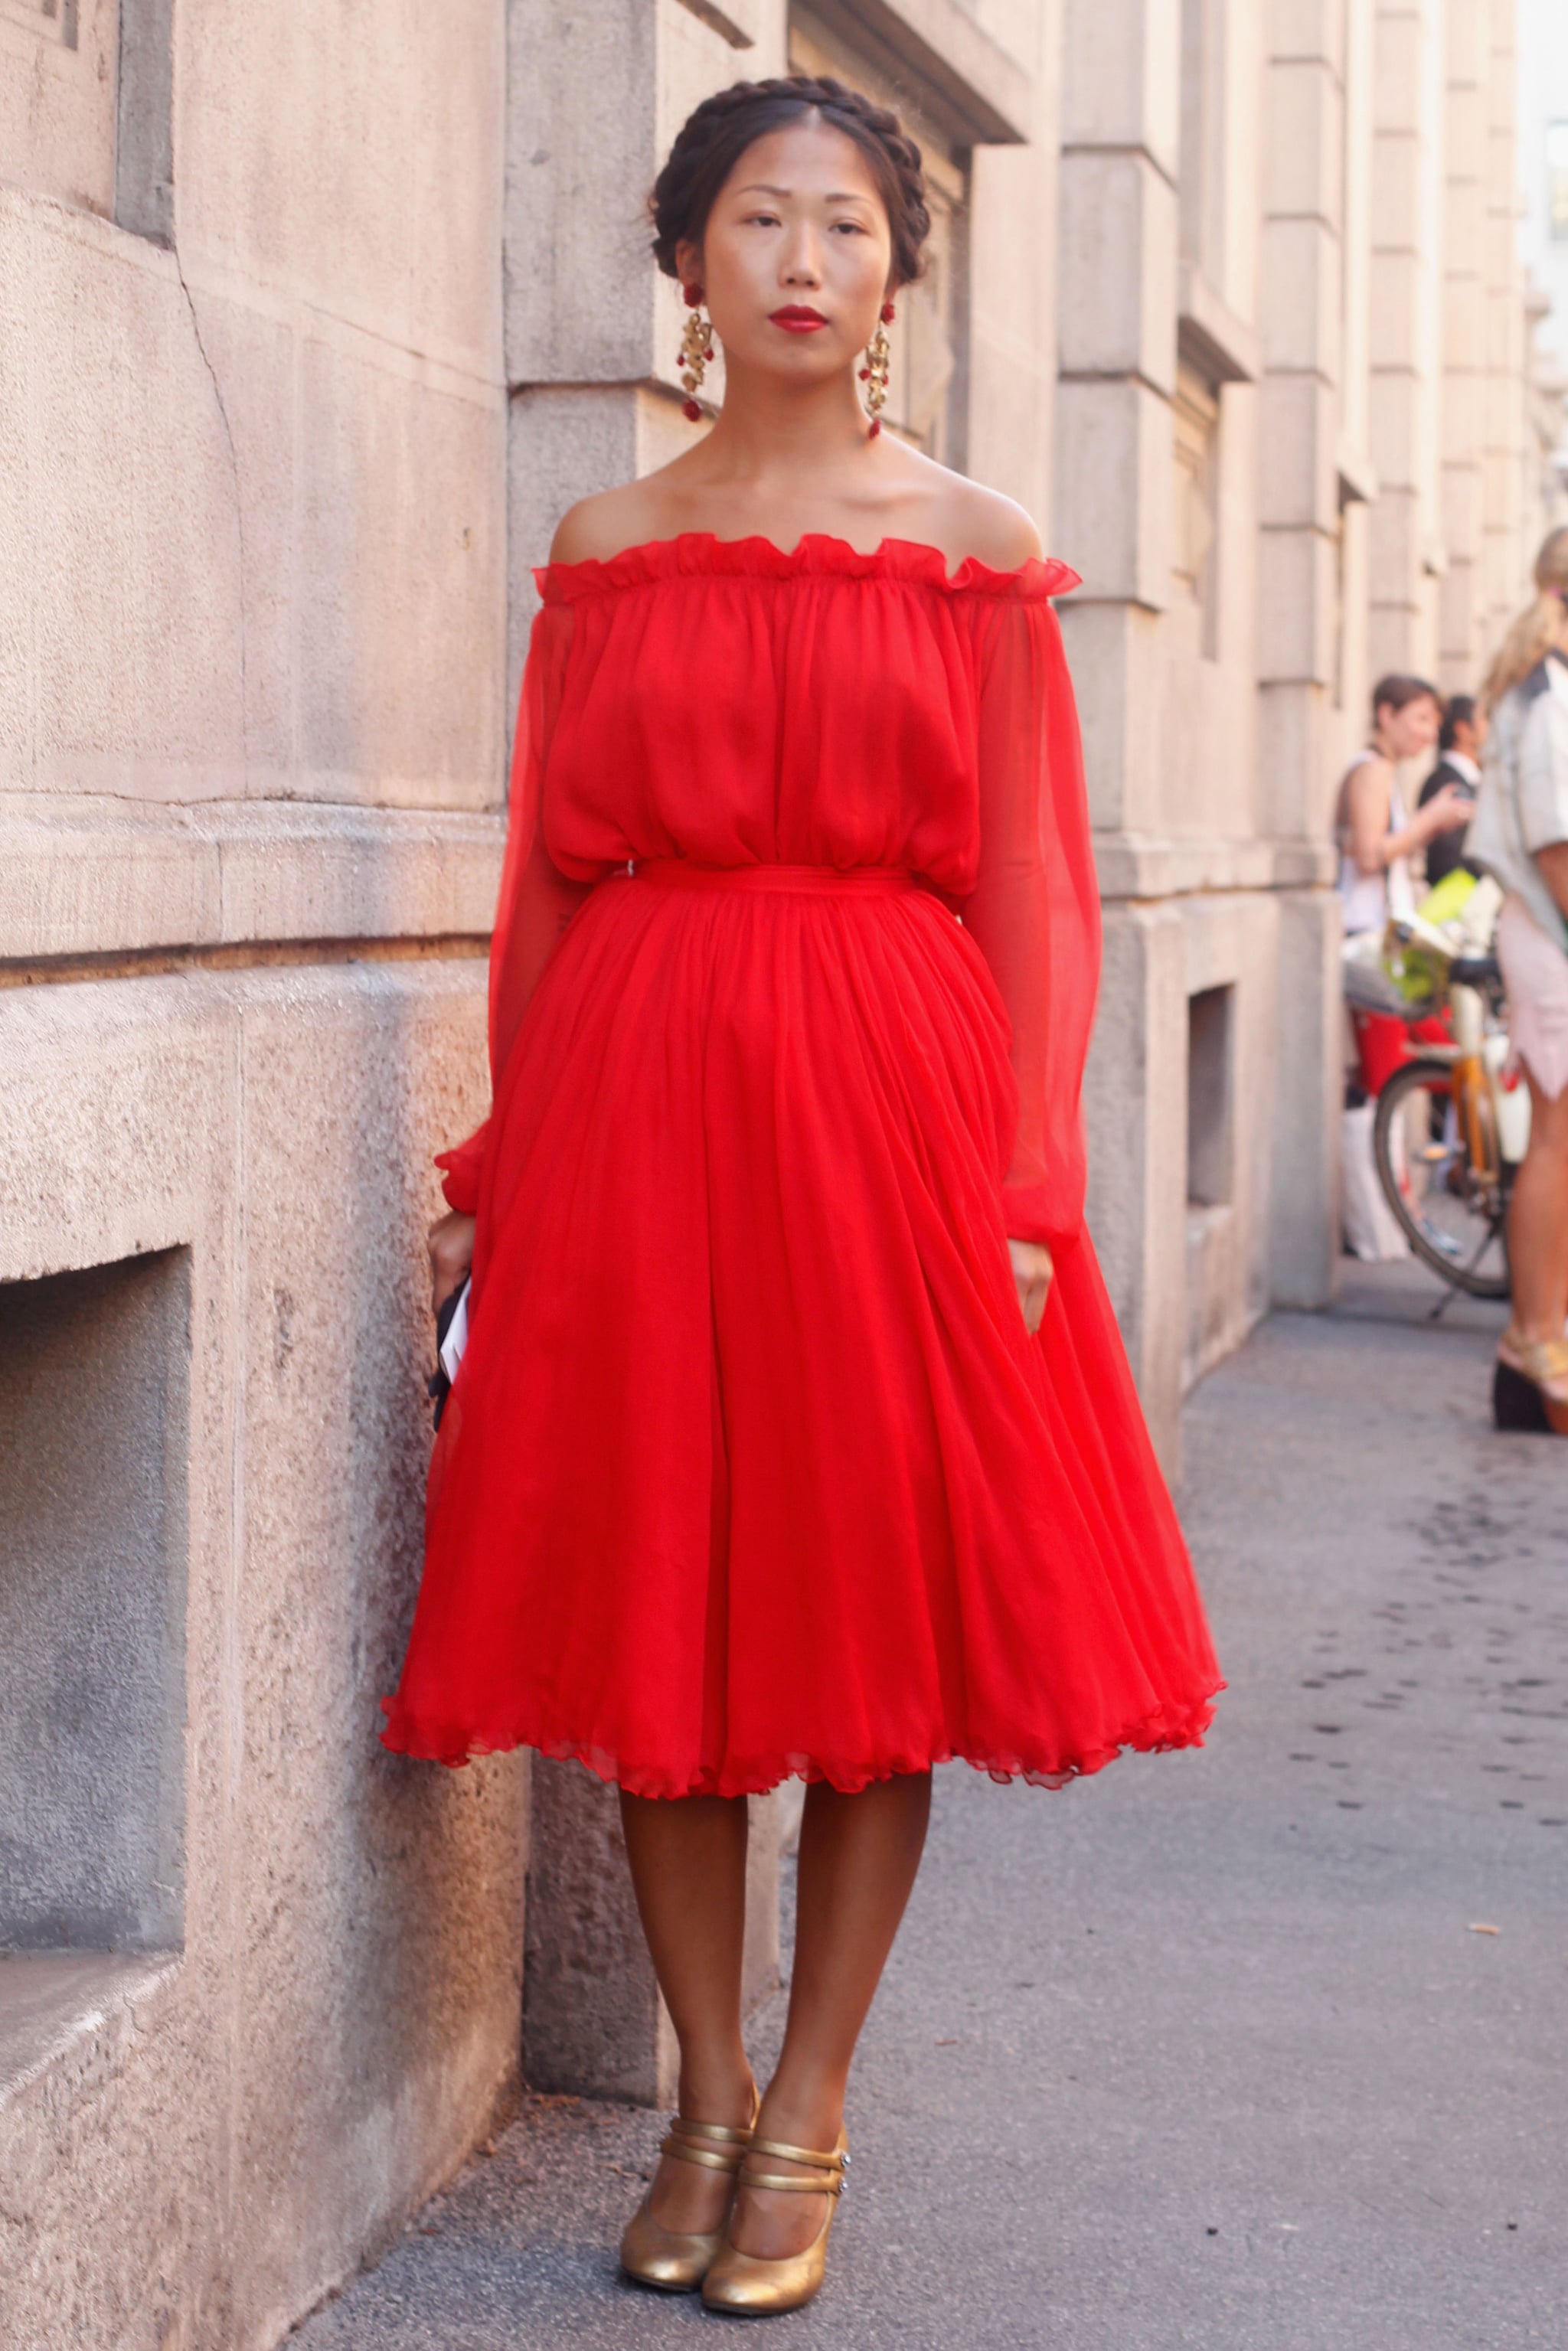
xmin=678 ymin=284 xmax=715 ymax=421
xmin=861 ymin=301 xmax=896 ymax=437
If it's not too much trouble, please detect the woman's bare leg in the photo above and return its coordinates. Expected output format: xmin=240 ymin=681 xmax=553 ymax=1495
xmin=1507 ymin=1070 xmax=1568 ymax=1346
xmin=730 ymin=1769 xmax=933 ymax=2259
xmin=619 ymin=1790 xmax=754 ymax=2233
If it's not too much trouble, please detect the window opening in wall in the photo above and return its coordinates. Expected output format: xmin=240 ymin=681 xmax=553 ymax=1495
xmin=788 ymin=8 xmax=970 ymax=470
xmin=1550 ymin=124 xmax=1568 ymax=242
xmin=1187 ymin=985 xmax=1235 ymax=1210
xmin=115 ymin=0 xmax=175 ymax=246
xmin=0 ymin=1251 xmax=189 ymax=1959
xmin=1172 ymin=359 xmax=1220 ymax=660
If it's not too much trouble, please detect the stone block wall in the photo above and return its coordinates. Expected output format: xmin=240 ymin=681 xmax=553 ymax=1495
xmin=0 ymin=0 xmax=526 ymax=2341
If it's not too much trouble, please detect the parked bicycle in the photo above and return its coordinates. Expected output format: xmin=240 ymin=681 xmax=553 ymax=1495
xmin=1369 ymin=948 xmax=1528 ymax=1299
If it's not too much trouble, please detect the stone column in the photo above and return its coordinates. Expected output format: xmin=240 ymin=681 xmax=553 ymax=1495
xmin=1439 ymin=0 xmax=1492 ymax=693
xmin=1256 ymin=4 xmax=1354 ymax=1310
xmin=1054 ymin=0 xmax=1183 ymax=1455
xmin=1481 ymin=3 xmax=1529 ymax=641
xmin=1367 ymin=0 xmax=1446 ymax=681
xmin=1259 ymin=0 xmax=1352 ymax=845
xmin=505 ymin=0 xmax=788 ymax=2104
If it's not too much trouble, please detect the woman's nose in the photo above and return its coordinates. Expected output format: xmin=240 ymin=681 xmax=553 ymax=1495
xmin=780 ymin=230 xmax=823 ymax=287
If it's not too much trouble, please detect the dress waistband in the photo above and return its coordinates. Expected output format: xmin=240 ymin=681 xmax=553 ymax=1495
xmin=628 ymin=860 xmax=917 ymax=894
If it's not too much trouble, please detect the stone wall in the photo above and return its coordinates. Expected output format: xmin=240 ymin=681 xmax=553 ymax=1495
xmin=0 ymin=2 xmax=524 ymax=2343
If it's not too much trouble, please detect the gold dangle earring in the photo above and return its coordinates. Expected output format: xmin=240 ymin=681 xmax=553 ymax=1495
xmin=861 ymin=301 xmax=895 ymax=437
xmin=679 ymin=283 xmax=715 ymax=422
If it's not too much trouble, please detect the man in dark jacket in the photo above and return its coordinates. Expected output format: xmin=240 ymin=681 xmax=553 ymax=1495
xmin=1418 ymin=694 xmax=1488 ymax=889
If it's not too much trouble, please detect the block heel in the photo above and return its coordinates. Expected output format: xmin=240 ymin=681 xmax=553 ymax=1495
xmin=1494 ymin=1357 xmax=1552 ymax=1431
xmin=1493 ymin=1340 xmax=1568 ymax=1435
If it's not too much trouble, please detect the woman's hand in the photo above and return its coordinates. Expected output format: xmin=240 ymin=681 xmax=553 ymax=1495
xmin=1008 ymin=1237 xmax=1054 ymax=1335
xmin=429 ymin=1211 xmax=476 ymax=1316
xmin=1416 ymin=782 xmax=1472 ymax=841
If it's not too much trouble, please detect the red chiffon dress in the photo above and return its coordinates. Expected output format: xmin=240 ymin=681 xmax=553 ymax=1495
xmin=381 ymin=534 xmax=1221 ymax=1794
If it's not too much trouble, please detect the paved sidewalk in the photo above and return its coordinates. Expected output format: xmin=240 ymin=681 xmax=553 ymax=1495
xmin=295 ymin=1265 xmax=1566 ymax=2350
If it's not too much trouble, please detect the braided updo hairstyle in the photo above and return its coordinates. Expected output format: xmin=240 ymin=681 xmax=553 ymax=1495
xmin=650 ymin=76 xmax=930 ymax=289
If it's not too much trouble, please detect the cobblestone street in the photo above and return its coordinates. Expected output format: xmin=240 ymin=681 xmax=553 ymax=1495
xmin=296 ymin=1267 xmax=1568 ymax=2351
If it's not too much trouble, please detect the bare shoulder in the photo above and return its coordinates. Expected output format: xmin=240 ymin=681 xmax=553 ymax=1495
xmin=887 ymin=447 xmax=1043 ymax=570
xmin=936 ymin=474 xmax=1043 ymax=570
xmin=1348 ymin=751 xmax=1392 ymax=793
xmin=549 ymin=477 xmax=678 ymax=566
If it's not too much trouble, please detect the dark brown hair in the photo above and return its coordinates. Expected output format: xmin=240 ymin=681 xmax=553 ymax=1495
xmin=1370 ymin=673 xmax=1441 ymax=723
xmin=649 ymin=75 xmax=930 ymax=290
xmin=1438 ymin=694 xmax=1477 ymax=751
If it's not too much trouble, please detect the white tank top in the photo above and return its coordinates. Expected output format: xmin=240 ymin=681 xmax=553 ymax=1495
xmin=1337 ymin=749 xmax=1415 ymax=936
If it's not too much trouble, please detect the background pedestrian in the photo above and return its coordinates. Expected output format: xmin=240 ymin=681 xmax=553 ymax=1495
xmin=1417 ymin=693 xmax=1488 ymax=890
xmin=1471 ymin=525 xmax=1568 ymax=1431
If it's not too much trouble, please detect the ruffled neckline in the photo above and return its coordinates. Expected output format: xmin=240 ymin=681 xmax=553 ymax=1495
xmin=535 ymin=532 xmax=1080 ymax=606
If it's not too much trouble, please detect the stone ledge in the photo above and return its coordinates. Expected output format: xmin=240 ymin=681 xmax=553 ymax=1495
xmin=1094 ymin=834 xmax=1336 ymax=901
xmin=0 ymin=800 xmax=506 ymax=961
xmin=0 ymin=1951 xmax=180 ymax=2111
xmin=1178 ymin=262 xmax=1260 ymax=386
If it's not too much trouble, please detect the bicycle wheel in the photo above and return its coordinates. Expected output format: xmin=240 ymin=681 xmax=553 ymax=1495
xmin=1371 ymin=1057 xmax=1511 ymax=1298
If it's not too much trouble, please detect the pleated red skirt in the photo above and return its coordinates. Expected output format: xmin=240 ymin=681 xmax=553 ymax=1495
xmin=380 ymin=860 xmax=1221 ymax=1794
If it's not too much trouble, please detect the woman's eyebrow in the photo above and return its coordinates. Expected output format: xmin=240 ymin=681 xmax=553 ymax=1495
xmin=730 ymin=183 xmax=874 ymax=205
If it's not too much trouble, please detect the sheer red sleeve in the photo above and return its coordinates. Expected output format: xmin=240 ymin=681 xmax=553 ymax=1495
xmin=959 ymin=591 xmax=1101 ymax=1253
xmin=434 ymin=603 xmax=588 ymax=1213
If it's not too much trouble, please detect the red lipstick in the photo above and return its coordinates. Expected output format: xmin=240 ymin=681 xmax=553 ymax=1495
xmin=769 ymin=305 xmax=828 ymax=332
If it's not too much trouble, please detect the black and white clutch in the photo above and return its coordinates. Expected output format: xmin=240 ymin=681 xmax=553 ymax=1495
xmin=427 ymin=1275 xmax=471 ymax=1430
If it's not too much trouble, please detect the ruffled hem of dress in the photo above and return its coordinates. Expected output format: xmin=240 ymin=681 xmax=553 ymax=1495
xmin=534 ymin=532 xmax=1081 ymax=608
xmin=377 ymin=1683 xmax=1223 ymax=1794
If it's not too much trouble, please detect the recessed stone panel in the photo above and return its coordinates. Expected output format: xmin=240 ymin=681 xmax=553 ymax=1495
xmin=0 ymin=1249 xmax=190 ymax=1954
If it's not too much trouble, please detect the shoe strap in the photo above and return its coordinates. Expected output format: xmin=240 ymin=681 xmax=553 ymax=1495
xmin=1502 ymin=1333 xmax=1568 ymax=1386
xmin=658 ymin=2110 xmax=756 ymax=2174
xmin=746 ymin=2133 xmax=844 ymax=2170
xmin=740 ymin=2135 xmax=847 ymax=2196
xmin=659 ymin=2135 xmax=746 ymax=2174
xmin=742 ymin=2165 xmax=845 ymax=2196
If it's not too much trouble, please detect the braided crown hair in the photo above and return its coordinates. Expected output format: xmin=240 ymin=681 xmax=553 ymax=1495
xmin=649 ymin=75 xmax=930 ymax=290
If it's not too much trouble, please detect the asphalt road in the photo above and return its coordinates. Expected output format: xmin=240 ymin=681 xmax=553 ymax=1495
xmin=294 ymin=1263 xmax=1567 ymax=2350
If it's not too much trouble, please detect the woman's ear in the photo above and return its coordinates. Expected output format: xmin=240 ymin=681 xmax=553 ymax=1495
xmin=674 ymin=240 xmax=704 ymax=296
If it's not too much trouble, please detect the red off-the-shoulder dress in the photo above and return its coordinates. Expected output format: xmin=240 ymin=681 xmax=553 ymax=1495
xmin=380 ymin=535 xmax=1221 ymax=1794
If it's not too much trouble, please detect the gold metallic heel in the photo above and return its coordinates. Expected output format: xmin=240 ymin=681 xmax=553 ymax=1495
xmin=700 ymin=2131 xmax=848 ymax=2317
xmin=619 ymin=2105 xmax=757 ymax=2292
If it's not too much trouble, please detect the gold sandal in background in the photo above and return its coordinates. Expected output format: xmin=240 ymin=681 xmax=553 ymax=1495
xmin=1494 ymin=1328 xmax=1568 ymax=1434
xmin=700 ymin=2130 xmax=849 ymax=2317
xmin=619 ymin=2098 xmax=758 ymax=2292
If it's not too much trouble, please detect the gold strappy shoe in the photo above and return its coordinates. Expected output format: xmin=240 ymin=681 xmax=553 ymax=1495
xmin=700 ymin=2130 xmax=848 ymax=2316
xmin=619 ymin=2104 xmax=757 ymax=2292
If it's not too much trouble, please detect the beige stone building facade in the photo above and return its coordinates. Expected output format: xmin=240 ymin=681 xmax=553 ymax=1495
xmin=1 ymin=2 xmax=1559 ymax=2343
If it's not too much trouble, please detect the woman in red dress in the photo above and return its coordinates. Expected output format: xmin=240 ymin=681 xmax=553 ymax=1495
xmin=382 ymin=75 xmax=1221 ymax=2315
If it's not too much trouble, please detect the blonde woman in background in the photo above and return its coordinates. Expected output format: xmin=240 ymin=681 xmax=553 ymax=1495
xmin=1470 ymin=525 xmax=1568 ymax=1433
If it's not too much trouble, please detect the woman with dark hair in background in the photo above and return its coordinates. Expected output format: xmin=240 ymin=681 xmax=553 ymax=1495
xmin=1469 ymin=525 xmax=1568 ymax=1432
xmin=1336 ymin=675 xmax=1467 ymax=1105
xmin=381 ymin=75 xmax=1220 ymax=2314
xmin=1335 ymin=674 xmax=1465 ymax=941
